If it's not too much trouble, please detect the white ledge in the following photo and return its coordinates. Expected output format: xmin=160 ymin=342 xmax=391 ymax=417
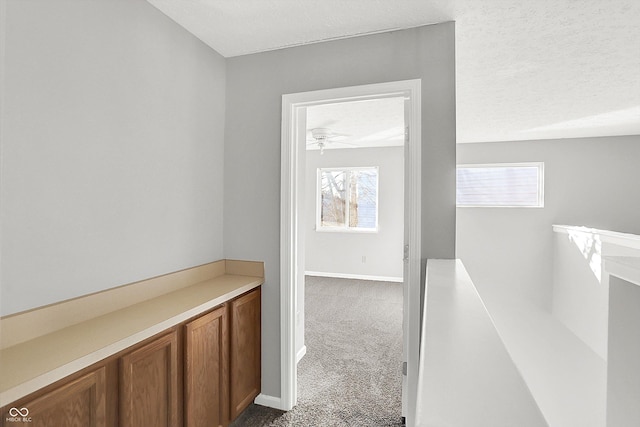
xmin=553 ymin=225 xmax=640 ymax=250
xmin=416 ymin=259 xmax=547 ymax=426
xmin=604 ymin=256 xmax=640 ymax=287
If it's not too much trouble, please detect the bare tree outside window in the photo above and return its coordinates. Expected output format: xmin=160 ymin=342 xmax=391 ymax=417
xmin=320 ymin=170 xmax=346 ymax=227
xmin=318 ymin=167 xmax=378 ymax=230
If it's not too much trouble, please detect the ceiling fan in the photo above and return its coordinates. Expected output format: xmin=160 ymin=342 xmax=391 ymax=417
xmin=306 ymin=128 xmax=354 ymax=154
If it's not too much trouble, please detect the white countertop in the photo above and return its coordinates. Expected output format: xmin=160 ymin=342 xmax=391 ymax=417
xmin=415 ymin=259 xmax=547 ymax=427
xmin=0 ymin=272 xmax=263 ymax=407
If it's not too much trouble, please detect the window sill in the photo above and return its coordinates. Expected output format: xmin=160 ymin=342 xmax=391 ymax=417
xmin=315 ymin=227 xmax=379 ymax=234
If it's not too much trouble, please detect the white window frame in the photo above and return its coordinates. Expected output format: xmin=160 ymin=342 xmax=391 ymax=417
xmin=456 ymin=162 xmax=545 ymax=208
xmin=316 ymin=166 xmax=379 ymax=232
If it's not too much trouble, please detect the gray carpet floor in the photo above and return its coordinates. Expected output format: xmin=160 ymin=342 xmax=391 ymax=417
xmin=230 ymin=276 xmax=404 ymax=427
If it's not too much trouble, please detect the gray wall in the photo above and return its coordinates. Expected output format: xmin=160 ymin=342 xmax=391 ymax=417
xmin=225 ymin=23 xmax=456 ymax=398
xmin=457 ymin=135 xmax=640 ymax=310
xmin=607 ymin=275 xmax=640 ymax=427
xmin=305 ymin=146 xmax=404 ymax=280
xmin=1 ymin=0 xmax=227 ymax=315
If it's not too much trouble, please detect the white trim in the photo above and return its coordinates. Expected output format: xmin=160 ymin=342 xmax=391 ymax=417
xmin=403 ymin=82 xmax=422 ymax=427
xmin=458 ymin=162 xmax=544 ymax=168
xmin=605 ymin=257 xmax=640 ymax=288
xmin=553 ymin=225 xmax=640 ymax=251
xmin=296 ymin=345 xmax=307 ymax=363
xmin=254 ymin=394 xmax=286 ymax=410
xmin=281 ymin=79 xmax=421 ymax=420
xmin=305 ymin=271 xmax=403 ymax=283
xmin=313 ymin=228 xmax=379 ymax=234
xmin=280 ymin=91 xmax=299 ymax=412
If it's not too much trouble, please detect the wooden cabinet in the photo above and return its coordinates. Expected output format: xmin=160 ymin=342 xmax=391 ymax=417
xmin=183 ymin=287 xmax=262 ymax=426
xmin=184 ymin=305 xmax=229 ymax=427
xmin=6 ymin=367 xmax=107 ymax=427
xmin=120 ymin=331 xmax=180 ymax=427
xmin=229 ymin=287 xmax=261 ymax=420
xmin=1 ymin=286 xmax=260 ymax=427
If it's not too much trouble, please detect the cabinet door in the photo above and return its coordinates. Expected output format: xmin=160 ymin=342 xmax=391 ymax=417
xmin=12 ymin=367 xmax=106 ymax=427
xmin=229 ymin=288 xmax=261 ymax=420
xmin=120 ymin=331 xmax=180 ymax=427
xmin=184 ymin=305 xmax=229 ymax=427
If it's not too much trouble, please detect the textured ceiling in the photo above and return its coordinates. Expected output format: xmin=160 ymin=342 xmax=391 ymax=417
xmin=146 ymin=0 xmax=640 ymax=143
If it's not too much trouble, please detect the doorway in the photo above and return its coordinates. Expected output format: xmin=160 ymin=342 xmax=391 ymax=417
xmin=280 ymin=80 xmax=421 ymax=425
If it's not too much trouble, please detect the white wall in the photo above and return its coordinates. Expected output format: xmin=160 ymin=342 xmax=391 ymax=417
xmin=456 ymin=135 xmax=640 ymax=311
xmin=553 ymin=227 xmax=640 ymax=360
xmin=1 ymin=0 xmax=226 ymax=315
xmin=553 ymin=231 xmax=608 ymax=359
xmin=305 ymin=146 xmax=404 ymax=280
xmin=225 ymin=23 xmax=456 ymax=398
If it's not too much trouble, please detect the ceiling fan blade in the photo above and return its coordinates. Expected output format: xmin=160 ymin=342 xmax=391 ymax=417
xmin=325 ymin=135 xmax=349 ymax=142
xmin=329 ymin=132 xmax=350 ymax=137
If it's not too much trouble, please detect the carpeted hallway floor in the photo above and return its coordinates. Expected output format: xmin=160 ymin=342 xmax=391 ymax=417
xmin=230 ymin=276 xmax=404 ymax=426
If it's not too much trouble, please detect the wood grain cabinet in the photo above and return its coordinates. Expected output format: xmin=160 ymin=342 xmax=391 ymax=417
xmin=229 ymin=287 xmax=261 ymax=420
xmin=183 ymin=287 xmax=262 ymax=426
xmin=3 ymin=367 xmax=107 ymax=427
xmin=1 ymin=286 xmax=261 ymax=427
xmin=120 ymin=331 xmax=180 ymax=427
xmin=184 ymin=305 xmax=229 ymax=427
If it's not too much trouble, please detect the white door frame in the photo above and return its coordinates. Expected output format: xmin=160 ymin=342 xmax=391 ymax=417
xmin=279 ymin=80 xmax=422 ymax=422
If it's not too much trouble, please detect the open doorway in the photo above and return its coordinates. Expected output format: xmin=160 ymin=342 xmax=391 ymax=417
xmin=279 ymin=80 xmax=422 ymax=425
xmin=304 ymin=98 xmax=405 ymax=282
xmin=298 ymin=97 xmax=405 ymax=422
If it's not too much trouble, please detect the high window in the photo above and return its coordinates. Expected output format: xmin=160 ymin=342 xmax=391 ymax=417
xmin=317 ymin=167 xmax=379 ymax=231
xmin=456 ymin=162 xmax=544 ymax=207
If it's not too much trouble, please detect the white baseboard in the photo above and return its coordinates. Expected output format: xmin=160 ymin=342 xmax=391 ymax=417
xmin=296 ymin=345 xmax=307 ymax=363
xmin=305 ymin=271 xmax=403 ymax=283
xmin=254 ymin=393 xmax=285 ymax=410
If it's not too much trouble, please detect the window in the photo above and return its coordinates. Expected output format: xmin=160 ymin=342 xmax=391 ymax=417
xmin=317 ymin=167 xmax=379 ymax=231
xmin=456 ymin=162 xmax=544 ymax=207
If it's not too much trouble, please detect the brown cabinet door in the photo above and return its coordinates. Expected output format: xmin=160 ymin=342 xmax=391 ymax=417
xmin=229 ymin=288 xmax=261 ymax=420
xmin=8 ymin=367 xmax=107 ymax=427
xmin=184 ymin=305 xmax=229 ymax=427
xmin=120 ymin=331 xmax=180 ymax=427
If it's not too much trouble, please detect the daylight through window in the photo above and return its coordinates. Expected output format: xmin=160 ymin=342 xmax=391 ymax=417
xmin=318 ymin=167 xmax=378 ymax=231
xmin=456 ymin=162 xmax=544 ymax=207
